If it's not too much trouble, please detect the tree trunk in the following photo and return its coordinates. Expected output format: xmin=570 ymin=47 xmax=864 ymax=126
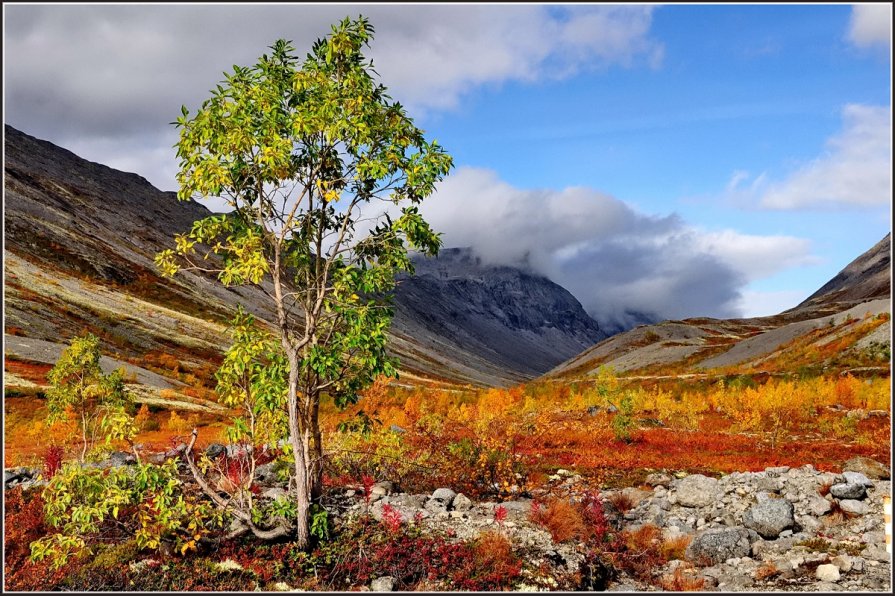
xmin=310 ymin=395 xmax=323 ymax=501
xmin=287 ymin=357 xmax=311 ymax=549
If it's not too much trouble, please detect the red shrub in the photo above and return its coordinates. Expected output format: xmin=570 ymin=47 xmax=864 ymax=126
xmin=582 ymin=490 xmax=611 ymax=545
xmin=43 ymin=445 xmax=65 ymax=479
xmin=381 ymin=504 xmax=404 ymax=534
xmin=3 ymin=487 xmax=75 ymax=591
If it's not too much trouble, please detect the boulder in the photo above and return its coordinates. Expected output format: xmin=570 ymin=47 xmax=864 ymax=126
xmin=841 ymin=471 xmax=873 ymax=488
xmin=499 ymin=500 xmax=532 ymax=514
xmin=255 ymin=463 xmax=278 ymax=484
xmin=838 ymin=499 xmax=868 ymax=516
xmin=830 ymin=483 xmax=865 ymax=500
xmin=107 ymin=451 xmax=136 ymax=467
xmin=371 ymin=481 xmax=395 ymax=497
xmin=843 ymin=457 xmax=890 ymax=480
xmin=205 ymin=443 xmax=226 ymax=459
xmin=262 ymin=487 xmax=288 ymax=501
xmin=686 ymin=528 xmax=753 ymax=566
xmin=831 ymin=555 xmax=853 ymax=572
xmin=370 ymin=576 xmax=396 ymax=591
xmin=806 ymin=496 xmax=832 ymax=517
xmin=743 ymin=499 xmax=795 ymax=539
xmin=645 ymin=472 xmax=673 ymax=488
xmin=453 ymin=493 xmax=473 ymax=511
xmin=431 ymin=488 xmax=457 ymax=504
xmin=815 ymin=564 xmax=840 ymax=582
xmin=675 ymin=474 xmax=722 ymax=508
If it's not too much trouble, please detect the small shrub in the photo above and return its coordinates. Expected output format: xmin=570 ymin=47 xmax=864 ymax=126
xmin=660 ymin=534 xmax=691 ymax=562
xmin=607 ymin=491 xmax=635 ymax=513
xmin=43 ymin=445 xmax=65 ymax=479
xmin=754 ymin=561 xmax=779 ymax=580
xmin=659 ymin=567 xmax=705 ymax=591
xmin=581 ymin=490 xmax=611 ymax=545
xmin=817 ymin=480 xmax=833 ymax=497
xmin=381 ymin=504 xmax=404 ymax=534
xmin=167 ymin=410 xmax=189 ymax=434
xmin=529 ymin=498 xmax=586 ymax=543
xmin=614 ymin=524 xmax=664 ymax=581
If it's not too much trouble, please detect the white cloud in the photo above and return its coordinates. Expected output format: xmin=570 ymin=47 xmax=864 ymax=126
xmin=360 ymin=167 xmax=816 ymax=327
xmin=847 ymin=4 xmax=892 ymax=49
xmin=3 ymin=4 xmax=663 ymax=190
xmin=729 ymin=104 xmax=891 ymax=210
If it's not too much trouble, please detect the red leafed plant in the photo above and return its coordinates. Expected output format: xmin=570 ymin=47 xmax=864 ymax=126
xmin=582 ymin=490 xmax=611 ymax=544
xmin=494 ymin=504 xmax=508 ymax=527
xmin=381 ymin=504 xmax=404 ymax=533
xmin=361 ymin=474 xmax=376 ymax=505
xmin=43 ymin=445 xmax=65 ymax=479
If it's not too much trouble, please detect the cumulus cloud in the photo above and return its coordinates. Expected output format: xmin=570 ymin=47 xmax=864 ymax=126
xmin=847 ymin=4 xmax=892 ymax=49
xmin=360 ymin=167 xmax=816 ymax=328
xmin=3 ymin=4 xmax=661 ymax=191
xmin=728 ymin=104 xmax=891 ymax=210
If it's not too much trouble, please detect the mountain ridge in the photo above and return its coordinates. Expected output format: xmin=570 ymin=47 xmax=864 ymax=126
xmin=3 ymin=125 xmax=604 ymax=387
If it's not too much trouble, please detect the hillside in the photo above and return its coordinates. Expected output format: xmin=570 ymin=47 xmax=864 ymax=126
xmin=3 ymin=125 xmax=603 ymax=388
xmin=547 ymin=235 xmax=891 ymax=379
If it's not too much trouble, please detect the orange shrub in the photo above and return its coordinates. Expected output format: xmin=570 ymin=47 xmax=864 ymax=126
xmin=659 ymin=567 xmax=705 ymax=591
xmin=529 ymin=498 xmax=586 ymax=543
xmin=660 ymin=534 xmax=691 ymax=561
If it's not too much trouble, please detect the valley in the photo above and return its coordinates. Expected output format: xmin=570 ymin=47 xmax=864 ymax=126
xmin=3 ymin=126 xmax=891 ymax=592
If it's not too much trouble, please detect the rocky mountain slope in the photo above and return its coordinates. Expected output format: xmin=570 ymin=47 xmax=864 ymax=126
xmin=547 ymin=235 xmax=891 ymax=379
xmin=392 ymin=248 xmax=606 ymax=380
xmin=3 ymin=125 xmax=603 ymax=387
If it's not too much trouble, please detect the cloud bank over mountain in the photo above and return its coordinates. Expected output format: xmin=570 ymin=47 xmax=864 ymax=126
xmin=362 ymin=167 xmax=816 ymax=328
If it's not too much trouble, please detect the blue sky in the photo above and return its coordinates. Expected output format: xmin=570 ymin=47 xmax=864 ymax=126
xmin=4 ymin=3 xmax=891 ymax=325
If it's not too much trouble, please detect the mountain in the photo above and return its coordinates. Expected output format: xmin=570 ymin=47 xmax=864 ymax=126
xmin=547 ymin=236 xmax=892 ymax=379
xmin=391 ymin=248 xmax=606 ymax=382
xmin=3 ymin=125 xmax=603 ymax=388
xmin=793 ymin=233 xmax=890 ymax=312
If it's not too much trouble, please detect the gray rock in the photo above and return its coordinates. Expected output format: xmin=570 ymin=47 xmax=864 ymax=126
xmin=743 ymin=499 xmax=795 ymax=539
xmin=861 ymin=544 xmax=891 ymax=562
xmin=675 ymin=474 xmax=722 ymax=508
xmin=370 ymin=576 xmax=396 ymax=591
xmin=389 ymin=424 xmax=406 ymax=434
xmin=106 ymin=451 xmax=136 ymax=467
xmin=605 ymin=583 xmax=639 ymax=592
xmin=831 ymin=555 xmax=853 ymax=572
xmin=431 ymin=488 xmax=457 ymax=504
xmin=842 ymin=471 xmax=873 ymax=487
xmin=755 ymin=476 xmax=782 ymax=493
xmin=262 ymin=487 xmax=288 ymax=500
xmin=371 ymin=481 xmax=395 ymax=496
xmin=686 ymin=528 xmax=753 ymax=566
xmin=453 ymin=493 xmax=473 ymax=511
xmin=205 ymin=443 xmax=226 ymax=459
xmin=499 ymin=500 xmax=532 ymax=513
xmin=815 ymin=564 xmax=841 ymax=582
xmin=830 ymin=483 xmax=866 ymax=500
xmin=838 ymin=499 xmax=868 ymax=516
xmin=255 ymin=463 xmax=278 ymax=484
xmin=806 ymin=495 xmax=832 ymax=516
xmin=648 ymin=472 xmax=672 ymax=487
xmin=424 ymin=499 xmax=448 ymax=514
xmin=843 ymin=456 xmax=890 ymax=480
